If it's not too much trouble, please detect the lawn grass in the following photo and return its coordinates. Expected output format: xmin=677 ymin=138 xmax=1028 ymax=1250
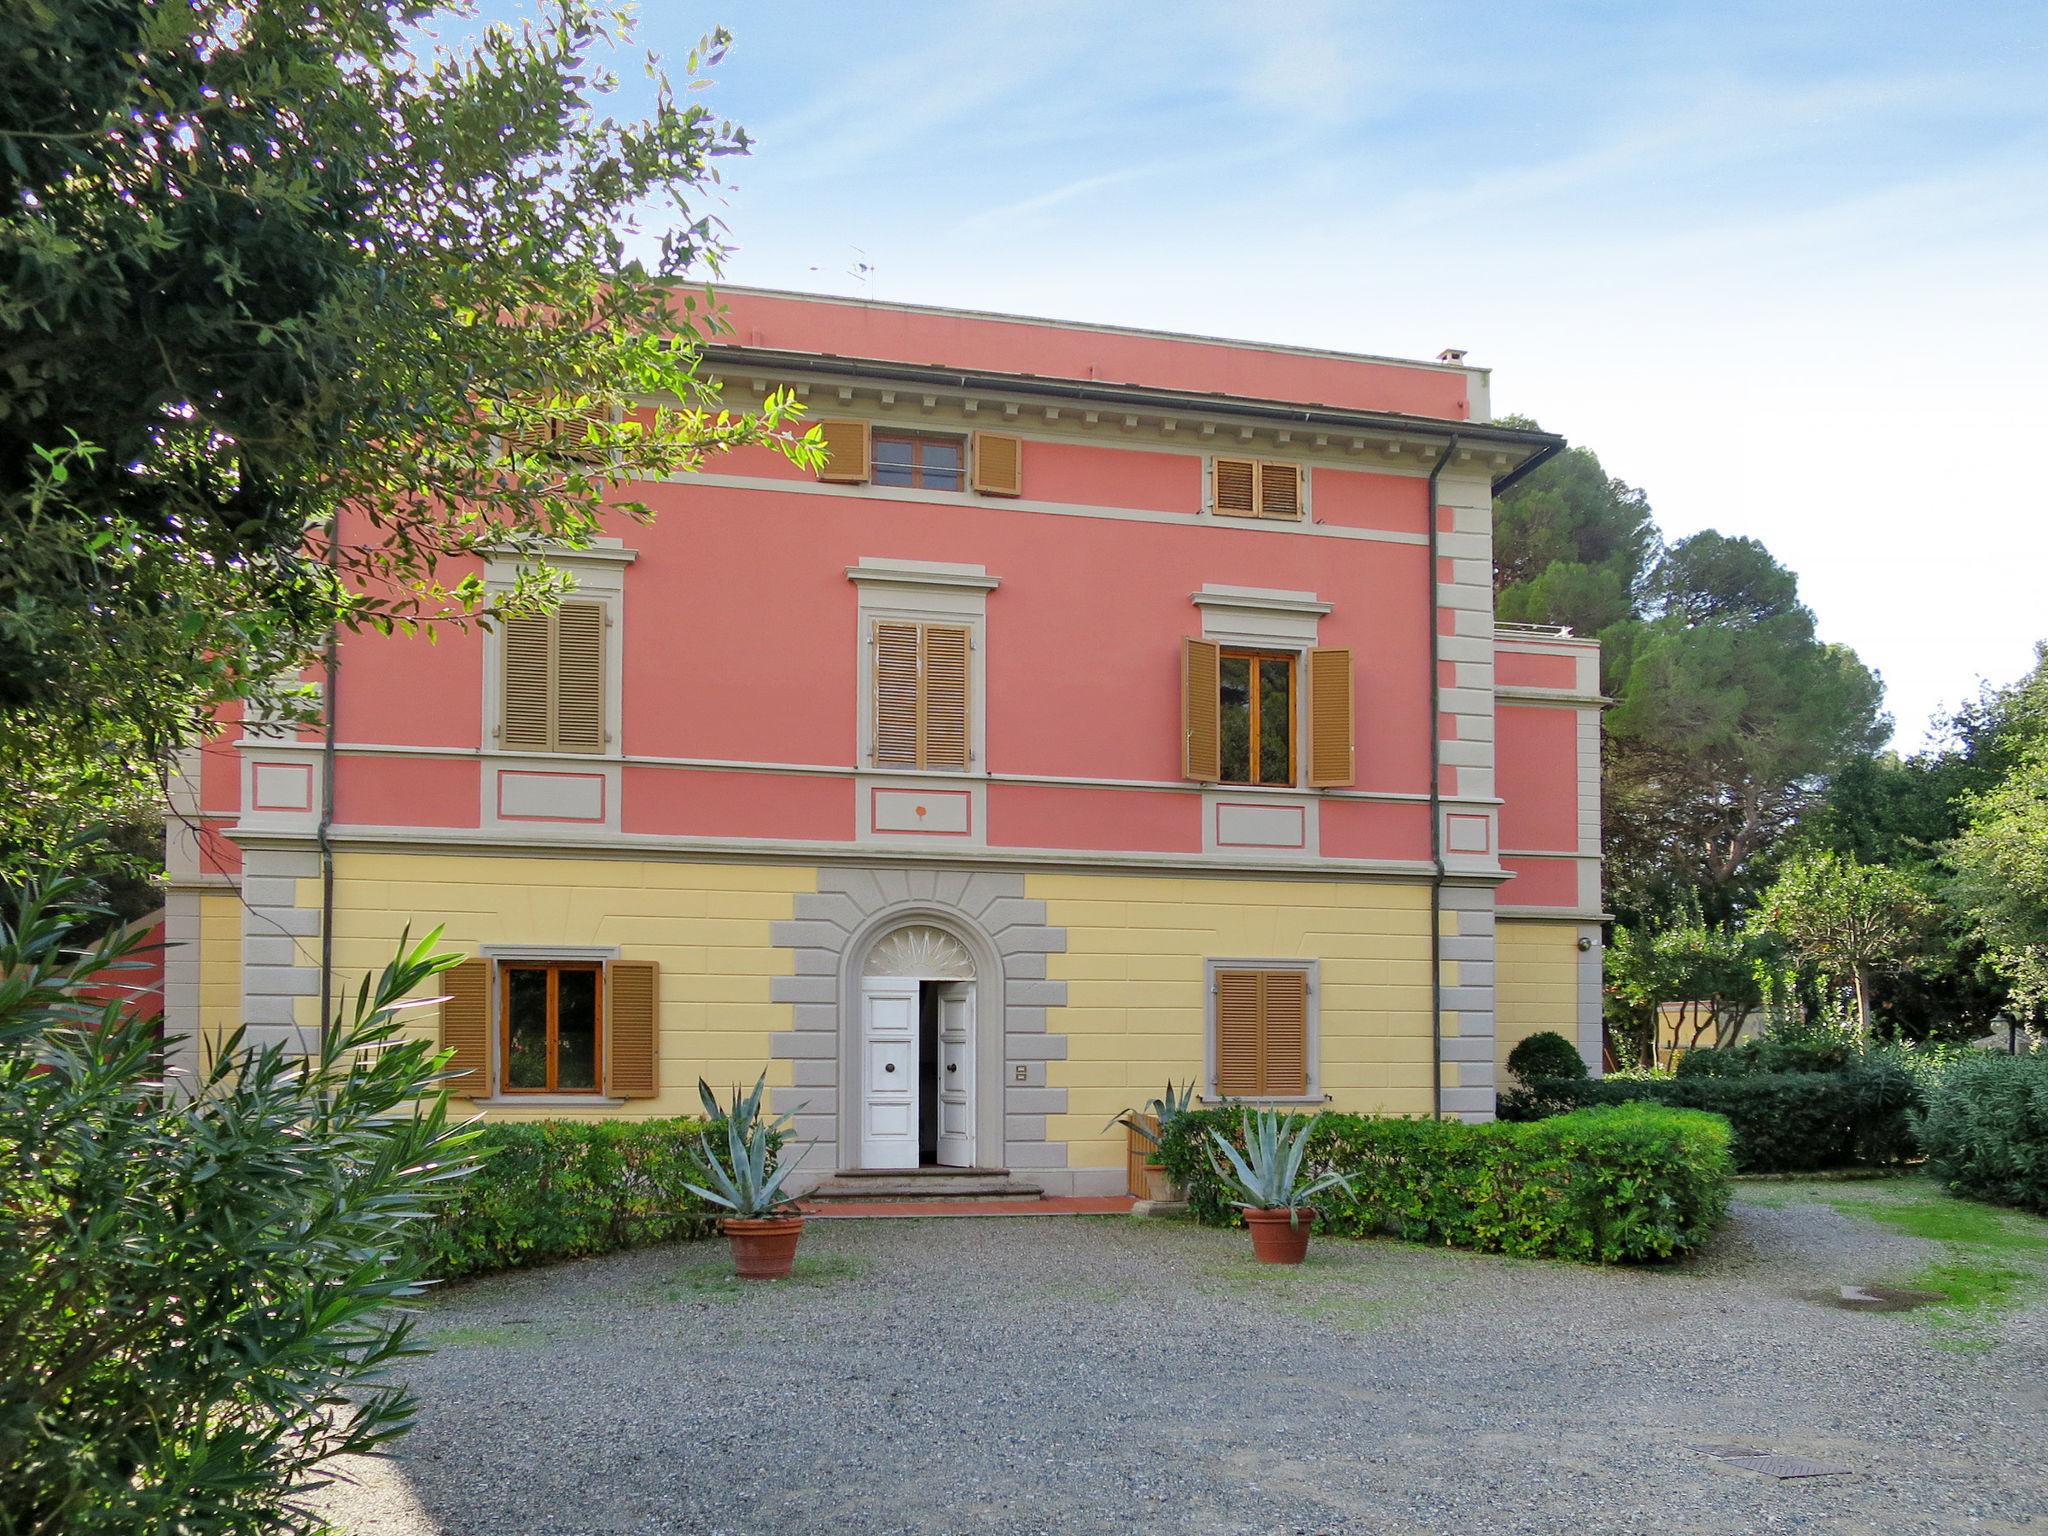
xmin=1740 ymin=1175 xmax=2048 ymax=1351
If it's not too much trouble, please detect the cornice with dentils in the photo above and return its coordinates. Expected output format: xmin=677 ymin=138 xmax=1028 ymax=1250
xmin=699 ymin=344 xmax=1567 ymax=494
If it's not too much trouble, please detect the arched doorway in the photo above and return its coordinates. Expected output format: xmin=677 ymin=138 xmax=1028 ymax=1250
xmin=858 ymin=923 xmax=976 ymax=1170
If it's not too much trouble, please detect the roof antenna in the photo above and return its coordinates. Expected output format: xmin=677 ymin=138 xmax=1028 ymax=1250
xmin=808 ymin=247 xmax=873 ymax=299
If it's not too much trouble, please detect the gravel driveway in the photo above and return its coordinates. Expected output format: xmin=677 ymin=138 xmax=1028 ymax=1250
xmin=311 ymin=1184 xmax=2048 ymax=1536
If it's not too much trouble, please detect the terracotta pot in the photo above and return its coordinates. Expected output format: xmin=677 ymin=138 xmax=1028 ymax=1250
xmin=721 ymin=1215 xmax=805 ymax=1280
xmin=1243 ymin=1206 xmax=1316 ymax=1265
xmin=1139 ymin=1163 xmax=1183 ymax=1203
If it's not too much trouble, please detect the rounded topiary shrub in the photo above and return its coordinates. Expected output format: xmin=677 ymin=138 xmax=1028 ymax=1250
xmin=1507 ymin=1030 xmax=1589 ymax=1084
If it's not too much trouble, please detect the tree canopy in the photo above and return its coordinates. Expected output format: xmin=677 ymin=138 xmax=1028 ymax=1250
xmin=1494 ymin=435 xmax=1889 ymax=926
xmin=0 ymin=1 xmax=814 ymax=870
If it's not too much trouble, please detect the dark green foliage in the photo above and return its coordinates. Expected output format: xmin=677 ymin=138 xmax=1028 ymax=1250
xmin=1501 ymin=1063 xmax=1921 ymax=1172
xmin=1505 ymin=1029 xmax=1588 ymax=1084
xmin=1917 ymin=1053 xmax=2048 ymax=1214
xmin=0 ymin=875 xmax=479 ymax=1536
xmin=1673 ymin=1033 xmax=1852 ymax=1077
xmin=1156 ymin=1104 xmax=1731 ymax=1263
xmin=411 ymin=1118 xmax=735 ymax=1282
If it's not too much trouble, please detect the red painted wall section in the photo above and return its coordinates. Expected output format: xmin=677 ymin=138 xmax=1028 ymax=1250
xmin=1313 ymin=468 xmax=1429 ymax=534
xmin=1496 ymin=705 xmax=1580 ymax=853
xmin=1499 ymin=856 xmax=1580 ymax=908
xmin=987 ymin=784 xmax=1201 ymax=854
xmin=335 ymin=756 xmax=478 ymax=828
xmin=621 ymin=767 xmax=852 ymax=842
xmin=333 ymin=604 xmax=483 ymax=751
xmin=1018 ymin=440 xmax=1201 ymax=513
xmin=714 ymin=290 xmax=1473 ymax=421
xmin=1320 ymin=799 xmax=1431 ymax=862
xmin=1495 ymin=651 xmax=1578 ymax=690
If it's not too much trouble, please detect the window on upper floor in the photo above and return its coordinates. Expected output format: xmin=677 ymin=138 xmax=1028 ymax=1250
xmin=1210 ymin=456 xmax=1303 ymax=521
xmin=814 ymin=420 xmax=1024 ymax=497
xmin=872 ymin=619 xmax=972 ymax=770
xmin=500 ymin=600 xmax=606 ymax=753
xmin=1220 ymin=650 xmax=1295 ymax=786
xmin=873 ymin=431 xmax=965 ymax=491
xmin=1207 ymin=963 xmax=1317 ymax=1100
xmin=1183 ymin=638 xmax=1354 ymax=789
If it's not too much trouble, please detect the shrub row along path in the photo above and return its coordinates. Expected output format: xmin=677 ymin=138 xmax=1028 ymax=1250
xmin=314 ymin=1180 xmax=2048 ymax=1535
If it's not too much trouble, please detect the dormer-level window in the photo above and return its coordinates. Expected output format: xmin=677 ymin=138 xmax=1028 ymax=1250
xmin=872 ymin=432 xmax=965 ymax=491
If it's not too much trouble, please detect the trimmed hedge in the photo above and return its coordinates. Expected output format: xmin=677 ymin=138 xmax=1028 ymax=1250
xmin=411 ymin=1117 xmax=727 ymax=1281
xmin=1498 ymin=1064 xmax=1920 ymax=1173
xmin=1157 ymin=1104 xmax=1732 ymax=1263
xmin=1506 ymin=1029 xmax=1589 ymax=1085
xmin=1917 ymin=1052 xmax=2048 ymax=1214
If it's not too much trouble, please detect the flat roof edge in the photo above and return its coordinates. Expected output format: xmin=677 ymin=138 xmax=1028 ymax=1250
xmin=701 ymin=282 xmax=1491 ymax=381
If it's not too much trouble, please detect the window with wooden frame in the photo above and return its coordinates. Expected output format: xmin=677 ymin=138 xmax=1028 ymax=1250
xmin=872 ymin=620 xmax=971 ymax=769
xmin=1209 ymin=964 xmax=1315 ymax=1100
xmin=499 ymin=961 xmax=603 ymax=1094
xmin=438 ymin=956 xmax=659 ymax=1100
xmin=872 ymin=431 xmax=965 ymax=491
xmin=1211 ymin=456 xmax=1303 ymax=520
xmin=1183 ymin=638 xmax=1353 ymax=788
xmin=499 ymin=600 xmax=606 ymax=754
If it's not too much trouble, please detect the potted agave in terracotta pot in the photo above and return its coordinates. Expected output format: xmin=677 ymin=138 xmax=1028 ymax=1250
xmin=1109 ymin=1079 xmax=1197 ymax=1202
xmin=686 ymin=1074 xmax=806 ymax=1280
xmin=1206 ymin=1108 xmax=1353 ymax=1265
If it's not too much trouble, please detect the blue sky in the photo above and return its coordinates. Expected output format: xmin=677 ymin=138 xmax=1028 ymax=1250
xmin=471 ymin=2 xmax=2048 ymax=746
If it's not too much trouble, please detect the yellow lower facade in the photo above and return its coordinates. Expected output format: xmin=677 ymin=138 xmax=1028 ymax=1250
xmin=174 ymin=850 xmax=1595 ymax=1193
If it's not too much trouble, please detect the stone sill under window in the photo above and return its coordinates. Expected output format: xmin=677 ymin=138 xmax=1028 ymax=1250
xmin=1200 ymin=1094 xmax=1332 ymax=1108
xmin=467 ymin=1094 xmax=625 ymax=1110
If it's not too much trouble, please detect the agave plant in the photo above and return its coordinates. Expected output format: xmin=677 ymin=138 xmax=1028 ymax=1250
xmin=683 ymin=1071 xmax=802 ymax=1219
xmin=1108 ymin=1078 xmax=1199 ymax=1153
xmin=1206 ymin=1108 xmax=1351 ymax=1225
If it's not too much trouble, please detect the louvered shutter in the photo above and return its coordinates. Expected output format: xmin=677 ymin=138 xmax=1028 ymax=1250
xmin=501 ymin=614 xmax=553 ymax=750
xmin=1305 ymin=646 xmax=1355 ymax=788
xmin=1258 ymin=462 xmax=1302 ymax=520
xmin=1214 ymin=970 xmax=1263 ymax=1097
xmin=1212 ymin=457 xmax=1256 ymax=516
xmin=553 ymin=601 xmax=605 ymax=752
xmin=921 ymin=625 xmax=971 ymax=769
xmin=873 ymin=621 xmax=921 ymax=767
xmin=439 ymin=959 xmax=492 ymax=1097
xmin=815 ymin=418 xmax=871 ymax=483
xmin=1182 ymin=637 xmax=1221 ymax=782
xmin=607 ymin=960 xmax=659 ymax=1098
xmin=1261 ymin=970 xmax=1310 ymax=1096
xmin=971 ymin=432 xmax=1023 ymax=496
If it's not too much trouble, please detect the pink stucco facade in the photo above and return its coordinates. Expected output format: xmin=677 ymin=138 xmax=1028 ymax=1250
xmin=164 ymin=289 xmax=1605 ymax=1168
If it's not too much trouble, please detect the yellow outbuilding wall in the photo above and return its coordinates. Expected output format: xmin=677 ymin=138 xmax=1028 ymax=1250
xmin=305 ymin=852 xmax=811 ymax=1120
xmin=198 ymin=891 xmax=244 ymax=1065
xmin=1495 ymin=918 xmax=1580 ymax=1080
xmin=1026 ymin=872 xmax=1438 ymax=1179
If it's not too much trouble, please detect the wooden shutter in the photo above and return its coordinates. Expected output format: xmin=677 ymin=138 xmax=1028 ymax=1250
xmin=815 ymin=418 xmax=871 ymax=483
xmin=439 ymin=959 xmax=491 ymax=1097
xmin=1212 ymin=457 xmax=1256 ymax=516
xmin=607 ymin=959 xmax=659 ymax=1098
xmin=553 ymin=601 xmax=605 ymax=753
xmin=1182 ymin=637 xmax=1221 ymax=782
xmin=873 ymin=621 xmax=921 ymax=767
xmin=500 ymin=613 xmax=553 ymax=750
xmin=1258 ymin=462 xmax=1302 ymax=520
xmin=1305 ymin=646 xmax=1355 ymax=788
xmin=971 ymin=432 xmax=1023 ymax=496
xmin=921 ymin=624 xmax=971 ymax=769
xmin=1260 ymin=970 xmax=1310 ymax=1096
xmin=1214 ymin=970 xmax=1263 ymax=1097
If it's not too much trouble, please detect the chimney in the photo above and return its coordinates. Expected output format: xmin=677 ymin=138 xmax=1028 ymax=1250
xmin=1437 ymin=347 xmax=1467 ymax=364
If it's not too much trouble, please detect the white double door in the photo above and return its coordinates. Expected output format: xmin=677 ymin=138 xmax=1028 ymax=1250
xmin=860 ymin=977 xmax=973 ymax=1170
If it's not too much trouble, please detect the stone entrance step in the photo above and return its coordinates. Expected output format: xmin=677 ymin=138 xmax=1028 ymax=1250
xmin=805 ymin=1168 xmax=1042 ymax=1203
